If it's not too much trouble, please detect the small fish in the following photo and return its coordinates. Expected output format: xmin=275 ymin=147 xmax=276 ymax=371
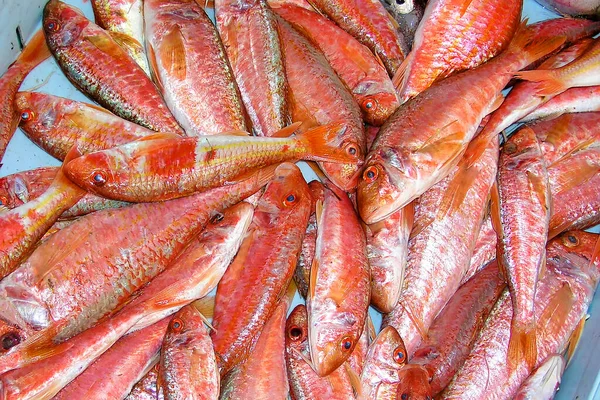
xmin=125 ymin=364 xmax=162 ymax=400
xmin=308 ymin=0 xmax=407 ymax=76
xmin=211 ymin=163 xmax=311 ymax=374
xmin=513 ymin=354 xmax=564 ymax=400
xmin=0 ymin=29 xmax=50 ymax=161
xmin=158 ymin=306 xmax=219 ymax=400
xmin=308 ymin=181 xmax=370 ymax=376
xmin=64 ymin=122 xmax=352 ymax=202
xmin=43 ymin=0 xmax=183 ymax=134
xmin=144 ymin=0 xmax=247 ymax=137
xmin=216 ymin=0 xmax=289 ymax=137
xmin=394 ymin=0 xmax=522 ymax=102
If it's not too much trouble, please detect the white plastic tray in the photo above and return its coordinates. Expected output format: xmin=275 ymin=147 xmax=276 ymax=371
xmin=0 ymin=1 xmax=598 ymax=399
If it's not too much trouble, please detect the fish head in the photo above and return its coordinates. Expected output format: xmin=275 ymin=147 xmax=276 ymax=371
xmin=285 ymin=304 xmax=309 ymax=352
xmin=396 ymin=364 xmax=434 ymax=400
xmin=309 ymin=306 xmax=361 ymax=376
xmin=256 ymin=163 xmax=311 ymax=218
xmin=357 ymin=147 xmax=415 ymax=224
xmin=318 ymin=126 xmax=365 ymax=192
xmin=366 ymin=326 xmax=408 ymax=378
xmin=64 ymin=150 xmax=126 ymax=195
xmin=355 ymin=89 xmax=400 ymax=127
xmin=203 ymin=202 xmax=254 ymax=245
xmin=548 ymin=231 xmax=600 ymax=282
xmin=165 ymin=305 xmax=206 ymax=342
xmin=43 ymin=0 xmax=89 ymax=49
xmin=15 ymin=92 xmax=58 ymax=139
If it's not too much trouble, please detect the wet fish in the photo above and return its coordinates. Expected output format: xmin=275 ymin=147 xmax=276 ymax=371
xmin=382 ymin=128 xmax=499 ymax=356
xmin=358 ymin=21 xmax=564 ymax=224
xmin=211 ymin=163 xmax=311 ymax=374
xmin=144 ymin=0 xmax=247 ymax=137
xmin=294 ymin=181 xmax=320 ymax=299
xmin=55 ymin=319 xmax=168 ymax=400
xmin=358 ymin=326 xmax=407 ymax=400
xmin=158 ymin=306 xmax=219 ymax=400
xmin=491 ymin=126 xmax=551 ymax=369
xmin=216 ymin=0 xmax=288 ymax=137
xmin=513 ymin=354 xmax=564 ymax=400
xmin=273 ymin=3 xmax=399 ymax=126
xmin=15 ymin=91 xmax=159 ymax=160
xmin=380 ymin=0 xmax=426 ymax=51
xmin=64 ymin=122 xmax=351 ymax=202
xmin=126 ymin=364 xmax=162 ymax=400
xmin=0 ymin=29 xmax=50 ymax=161
xmin=463 ymin=215 xmax=497 ymax=284
xmin=308 ymin=181 xmax=370 ymax=376
xmin=91 ymin=0 xmax=150 ymax=75
xmin=285 ymin=304 xmax=355 ymax=400
xmin=308 ymin=0 xmax=407 ymax=76
xmin=520 ymin=85 xmax=600 ymax=123
xmin=394 ymin=0 xmax=522 ymax=102
xmin=278 ymin=17 xmax=364 ymax=191
xmin=534 ymin=0 xmax=600 ymax=17
xmin=43 ymin=0 xmax=182 ymax=134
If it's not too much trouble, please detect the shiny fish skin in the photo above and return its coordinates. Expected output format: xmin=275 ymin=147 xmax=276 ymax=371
xmin=308 ymin=182 xmax=370 ymax=377
xmin=309 ymin=0 xmax=407 ymax=76
xmin=493 ymin=126 xmax=551 ymax=368
xmin=285 ymin=304 xmax=355 ymax=400
xmin=43 ymin=0 xmax=182 ymax=134
xmin=211 ymin=163 xmax=311 ymax=375
xmin=396 ymin=0 xmax=522 ymax=102
xmin=273 ymin=4 xmax=399 ymax=126
xmin=15 ymin=91 xmax=159 ymax=160
xmin=277 ymin=17 xmax=365 ymax=191
xmin=216 ymin=0 xmax=289 ymax=137
xmin=513 ymin=354 xmax=564 ymax=400
xmin=144 ymin=0 xmax=247 ymax=137
xmin=125 ymin=364 xmax=163 ymax=400
xmin=520 ymin=85 xmax=600 ymax=123
xmin=294 ymin=181 xmax=320 ymax=299
xmin=464 ymin=215 xmax=497 ymax=284
xmin=159 ymin=306 xmax=219 ymax=400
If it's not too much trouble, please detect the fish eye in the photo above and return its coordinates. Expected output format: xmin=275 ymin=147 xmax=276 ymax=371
xmin=426 ymin=397 xmax=432 ymax=400
xmin=283 ymin=193 xmax=297 ymax=207
xmin=170 ymin=318 xmax=184 ymax=332
xmin=1 ymin=332 xmax=21 ymax=350
xmin=343 ymin=142 xmax=360 ymax=158
xmin=340 ymin=336 xmax=353 ymax=351
xmin=90 ymin=171 xmax=107 ymax=187
xmin=504 ymin=142 xmax=517 ymax=155
xmin=210 ymin=212 xmax=224 ymax=224
xmin=563 ymin=234 xmax=579 ymax=247
xmin=363 ymin=166 xmax=379 ymax=183
xmin=288 ymin=325 xmax=303 ymax=341
xmin=393 ymin=346 xmax=406 ymax=364
xmin=20 ymin=109 xmax=34 ymax=122
xmin=45 ymin=20 xmax=61 ymax=33
xmin=401 ymin=394 xmax=409 ymax=400
xmin=361 ymin=98 xmax=377 ymax=111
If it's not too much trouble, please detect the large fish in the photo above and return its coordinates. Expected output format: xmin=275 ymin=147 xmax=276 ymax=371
xmin=158 ymin=306 xmax=219 ymax=400
xmin=0 ymin=29 xmax=50 ymax=161
xmin=215 ymin=0 xmax=288 ymax=137
xmin=144 ymin=0 xmax=247 ymax=137
xmin=273 ymin=3 xmax=399 ymax=126
xmin=90 ymin=0 xmax=150 ymax=75
xmin=308 ymin=0 xmax=407 ymax=76
xmin=43 ymin=0 xmax=182 ymax=134
xmin=308 ymin=181 xmax=370 ymax=376
xmin=358 ymin=21 xmax=564 ymax=224
xmin=277 ymin=17 xmax=365 ymax=191
xmin=491 ymin=126 xmax=551 ymax=369
xmin=394 ymin=0 xmax=522 ymax=102
xmin=211 ymin=163 xmax=311 ymax=374
xmin=64 ymin=123 xmax=351 ymax=202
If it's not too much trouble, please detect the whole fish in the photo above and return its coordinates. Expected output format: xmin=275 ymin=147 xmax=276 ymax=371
xmin=382 ymin=128 xmax=499 ymax=356
xmin=513 ymin=354 xmax=564 ymax=400
xmin=308 ymin=181 xmax=370 ymax=376
xmin=520 ymin=85 xmax=600 ymax=123
xmin=516 ymin=37 xmax=600 ymax=96
xmin=0 ymin=153 xmax=86 ymax=280
xmin=308 ymin=0 xmax=407 ymax=76
xmin=144 ymin=0 xmax=247 ymax=137
xmin=15 ymin=91 xmax=158 ymax=160
xmin=380 ymin=0 xmax=426 ymax=51
xmin=215 ymin=0 xmax=288 ymax=137
xmin=0 ymin=29 xmax=50 ymax=161
xmin=358 ymin=326 xmax=407 ymax=400
xmin=219 ymin=284 xmax=294 ymax=400
xmin=54 ymin=318 xmax=169 ymax=400
xmin=91 ymin=0 xmax=150 ymax=75
xmin=43 ymin=0 xmax=183 ymax=134
xmin=158 ymin=306 xmax=219 ymax=400
xmin=358 ymin=21 xmax=564 ymax=224
xmin=126 ymin=364 xmax=162 ymax=400
xmin=365 ymin=203 xmax=413 ymax=313
xmin=278 ymin=17 xmax=365 ymax=191
xmin=211 ymin=163 xmax=311 ymax=374
xmin=491 ymin=126 xmax=551 ymax=369
xmin=440 ymin=230 xmax=600 ymax=399
xmin=64 ymin=122 xmax=351 ymax=202
xmin=273 ymin=4 xmax=399 ymax=126
xmin=0 ymin=169 xmax=267 ymax=368
xmin=285 ymin=304 xmax=355 ymax=400
xmin=395 ymin=262 xmax=506 ymax=398
xmin=394 ymin=0 xmax=522 ymax=102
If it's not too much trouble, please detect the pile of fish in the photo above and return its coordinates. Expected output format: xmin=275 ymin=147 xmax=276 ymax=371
xmin=0 ymin=0 xmax=600 ymax=398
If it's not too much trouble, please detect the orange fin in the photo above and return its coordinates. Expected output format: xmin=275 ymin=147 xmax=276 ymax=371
xmin=21 ymin=325 xmax=71 ymax=364
xmin=392 ymin=52 xmax=410 ymax=90
xmin=416 ymin=120 xmax=463 ymax=153
xmin=224 ymin=163 xmax=279 ymax=187
xmin=218 ymin=129 xmax=250 ymax=137
xmin=590 ymin=235 xmax=600 ymax=270
xmin=525 ymin=169 xmax=550 ymax=214
xmin=553 ymin=161 xmax=600 ymax=195
xmin=308 ymin=200 xmax=324 ymax=300
xmin=437 ymin=162 xmax=480 ymax=220
xmin=300 ymin=122 xmax=354 ymax=163
xmin=270 ymin=121 xmax=303 ymax=138
xmin=514 ymin=70 xmax=568 ymax=97
xmin=159 ymin=24 xmax=187 ymax=81
xmin=192 ymin=295 xmax=216 ymax=320
xmin=284 ymin=279 xmax=298 ymax=306
xmin=507 ymin=323 xmax=537 ymax=369
xmin=17 ymin=28 xmax=50 ymax=67
xmin=85 ymin=33 xmax=126 ymax=59
xmin=146 ymin=43 xmax=166 ymax=93
xmin=566 ymin=316 xmax=586 ymax=365
xmin=345 ymin=363 xmax=363 ymax=398
xmin=549 ymin=137 xmax=596 ymax=167
xmin=108 ymin=31 xmax=144 ymax=58
xmin=508 ymin=20 xmax=565 ymax=66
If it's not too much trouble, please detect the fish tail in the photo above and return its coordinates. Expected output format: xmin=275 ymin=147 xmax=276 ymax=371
xmin=508 ymin=321 xmax=537 ymax=369
xmin=508 ymin=20 xmax=565 ymax=71
xmin=514 ymin=70 xmax=568 ymax=97
xmin=16 ymin=29 xmax=51 ymax=69
xmin=299 ymin=122 xmax=355 ymax=163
